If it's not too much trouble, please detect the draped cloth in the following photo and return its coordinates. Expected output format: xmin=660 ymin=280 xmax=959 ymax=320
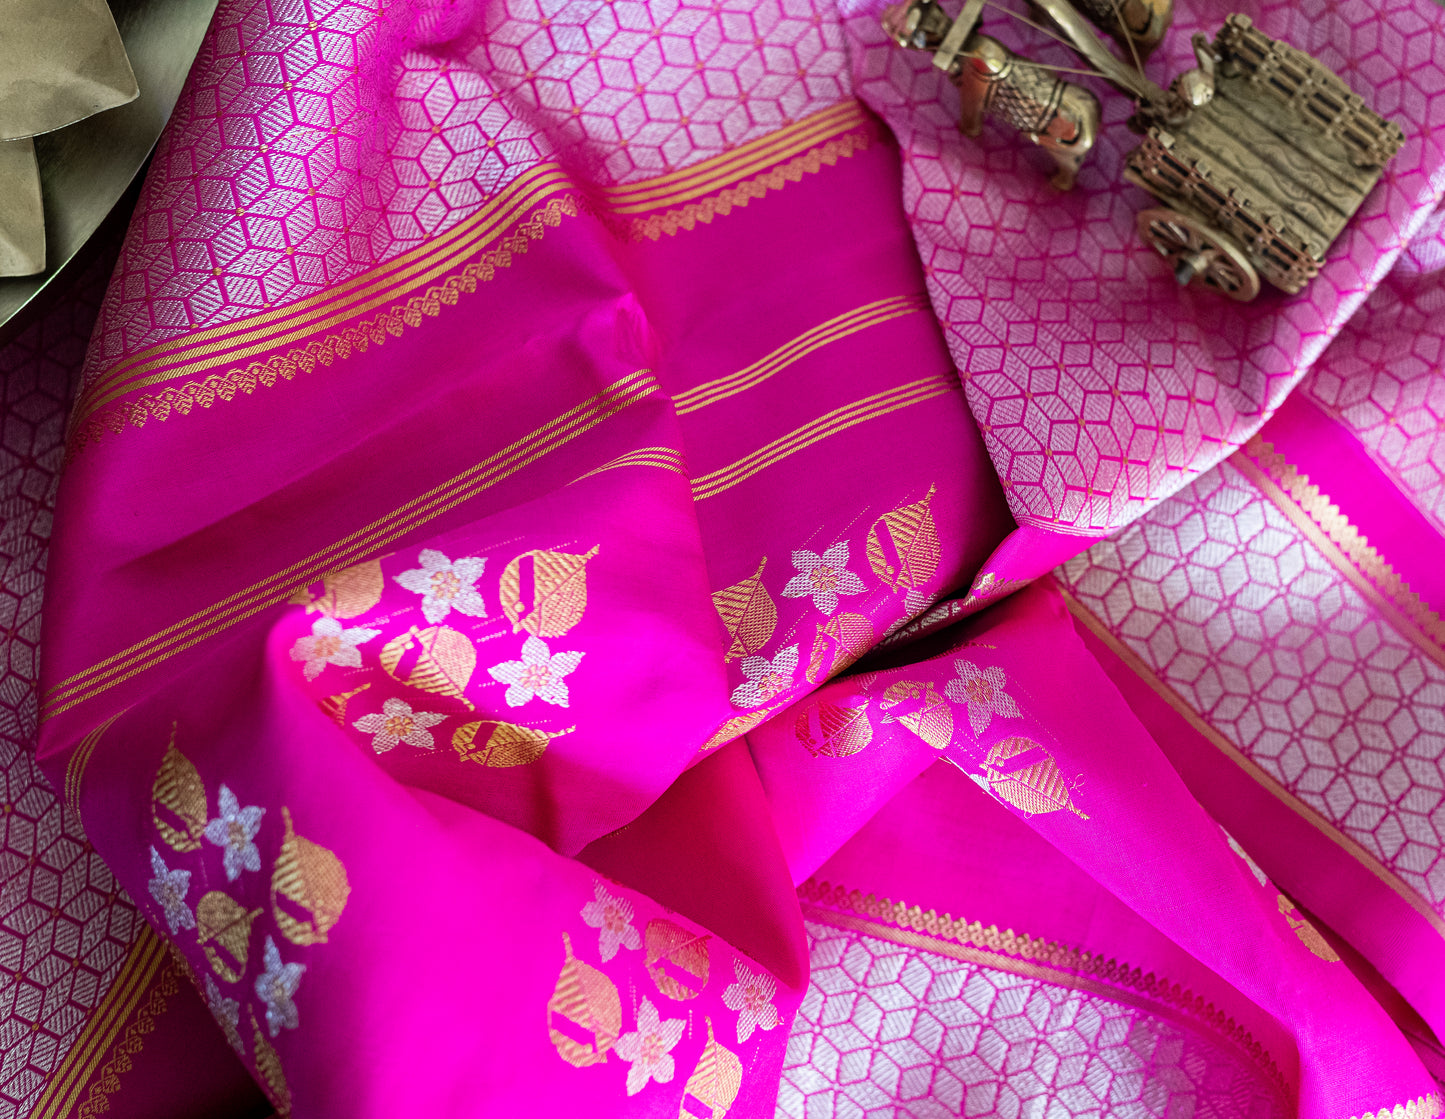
xmin=9 ymin=0 xmax=1445 ymax=1114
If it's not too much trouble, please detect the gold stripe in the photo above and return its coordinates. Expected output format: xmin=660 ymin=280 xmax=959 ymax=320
xmin=44 ymin=371 xmax=658 ymax=718
xmin=674 ymin=294 xmax=928 ymax=416
xmin=81 ymin=163 xmax=573 ymax=404
xmin=1234 ymin=436 xmax=1445 ymax=670
xmin=28 ymin=925 xmax=166 ymax=1119
xmin=1057 ymin=581 xmax=1445 ymax=940
xmin=600 ymin=101 xmax=869 ymax=212
xmin=70 ymin=188 xmax=582 ymax=447
xmin=63 ymin=711 xmax=124 ymax=819
xmin=572 ymin=446 xmax=688 ymax=483
xmin=798 ymin=880 xmax=1289 ymax=1106
xmin=690 ymin=374 xmax=956 ymax=501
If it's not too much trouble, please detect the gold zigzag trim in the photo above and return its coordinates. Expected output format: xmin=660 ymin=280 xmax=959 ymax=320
xmin=42 ymin=371 xmax=658 ymax=719
xmin=76 ymin=951 xmax=182 ymax=1118
xmin=798 ymin=878 xmax=1292 ymax=1107
xmin=27 ymin=925 xmax=167 ymax=1119
xmin=69 ymin=194 xmax=582 ymax=452
xmin=1235 ymin=435 xmax=1445 ymax=669
xmin=1352 ymin=1095 xmax=1445 ymax=1119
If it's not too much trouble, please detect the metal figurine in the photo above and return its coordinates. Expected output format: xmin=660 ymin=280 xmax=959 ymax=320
xmin=882 ymin=0 xmax=1404 ymax=300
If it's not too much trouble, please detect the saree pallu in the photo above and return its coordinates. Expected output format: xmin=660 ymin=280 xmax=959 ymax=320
xmin=9 ymin=0 xmax=1445 ymax=1113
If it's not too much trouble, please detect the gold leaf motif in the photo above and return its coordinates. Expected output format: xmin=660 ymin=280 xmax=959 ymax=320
xmin=805 ymin=612 xmax=875 ymax=684
xmin=249 ymin=1006 xmax=292 ymax=1116
xmin=879 ymin=680 xmax=953 ymax=750
xmin=795 ymin=702 xmax=873 ymax=758
xmin=644 ymin=919 xmax=710 ymax=1001
xmin=700 ymin=708 xmax=773 ymax=752
xmin=679 ymin=1017 xmax=743 ymax=1119
xmin=379 ymin=625 xmax=476 ymax=710
xmin=711 ymin=558 xmax=777 ymax=662
xmin=981 ymin=737 xmax=1088 ymax=818
xmin=287 ymin=560 xmax=385 ymax=619
xmin=318 ymin=682 xmax=372 ymax=727
xmin=196 ymin=891 xmax=261 ymax=983
xmin=151 ymin=733 xmax=207 ymax=853
xmin=548 ymin=932 xmax=622 ymax=1067
xmin=1277 ymin=894 xmax=1341 ymax=962
xmin=451 ymin=721 xmax=571 ymax=767
xmin=500 ymin=547 xmax=599 ymax=637
xmin=271 ymin=807 xmax=351 ymax=946
xmin=866 ymin=484 xmax=940 ymax=593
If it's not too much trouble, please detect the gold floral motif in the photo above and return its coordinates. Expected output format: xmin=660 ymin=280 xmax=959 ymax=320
xmin=712 ymin=558 xmax=777 ymax=662
xmin=249 ymin=1005 xmax=292 ymax=1117
xmin=867 ymin=484 xmax=940 ymax=614
xmin=451 ymin=720 xmax=570 ymax=766
xmin=318 ymin=682 xmax=372 ymax=727
xmin=644 ymin=919 xmax=711 ymax=1001
xmin=271 ymin=807 xmax=350 ymax=946
xmin=679 ymin=1018 xmax=743 ymax=1119
xmin=500 ymin=547 xmax=599 ymax=638
xmin=151 ymin=731 xmax=207 ymax=853
xmin=287 ymin=560 xmax=385 ymax=620
xmin=196 ymin=891 xmax=262 ymax=983
xmin=379 ymin=625 xmax=477 ymax=710
xmin=795 ymin=702 xmax=873 ymax=759
xmin=980 ymin=736 xmax=1088 ymax=818
xmin=878 ymin=680 xmax=953 ymax=751
xmin=548 ymin=932 xmax=622 ymax=1067
xmin=1276 ymin=894 xmax=1340 ymax=962
xmin=805 ymin=612 xmax=874 ymax=684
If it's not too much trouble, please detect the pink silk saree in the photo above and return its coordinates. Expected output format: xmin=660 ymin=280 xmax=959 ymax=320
xmin=3 ymin=0 xmax=1445 ymax=1114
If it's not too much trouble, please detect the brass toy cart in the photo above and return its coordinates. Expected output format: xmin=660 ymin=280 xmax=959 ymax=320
xmin=884 ymin=0 xmax=1405 ymax=300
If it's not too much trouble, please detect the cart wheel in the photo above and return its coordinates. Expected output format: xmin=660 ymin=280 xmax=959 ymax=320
xmin=1137 ymin=207 xmax=1260 ymax=301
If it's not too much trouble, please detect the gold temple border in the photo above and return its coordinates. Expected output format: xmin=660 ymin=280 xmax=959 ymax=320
xmin=74 ymin=950 xmax=183 ymax=1118
xmin=674 ymin=293 xmax=928 ymax=416
xmin=27 ymin=925 xmax=167 ymax=1119
xmin=1234 ymin=435 xmax=1445 ymax=670
xmin=42 ymin=371 xmax=658 ymax=719
xmin=1057 ymin=581 xmax=1445 ymax=941
xmin=690 ymin=373 xmax=957 ymax=500
xmin=798 ymin=879 xmax=1291 ymax=1109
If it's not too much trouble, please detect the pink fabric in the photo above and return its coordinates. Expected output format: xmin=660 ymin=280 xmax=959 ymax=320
xmin=17 ymin=0 xmax=1445 ymax=1114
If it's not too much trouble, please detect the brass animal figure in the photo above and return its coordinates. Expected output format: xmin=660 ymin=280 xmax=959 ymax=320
xmin=953 ymin=34 xmax=1101 ymax=190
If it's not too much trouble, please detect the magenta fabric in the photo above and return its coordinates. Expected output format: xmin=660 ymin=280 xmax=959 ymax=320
xmin=17 ymin=0 xmax=1445 ymax=1114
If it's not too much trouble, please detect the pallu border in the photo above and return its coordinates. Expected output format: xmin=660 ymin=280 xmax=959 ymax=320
xmin=26 ymin=925 xmax=170 ymax=1119
xmin=66 ymin=99 xmax=880 ymax=449
xmin=798 ymin=878 xmax=1293 ymax=1110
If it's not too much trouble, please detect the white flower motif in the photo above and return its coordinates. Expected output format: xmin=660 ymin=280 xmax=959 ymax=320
xmin=289 ymin=617 xmax=381 ymax=682
xmin=721 ymin=958 xmax=780 ymax=1043
xmin=205 ymin=975 xmax=243 ymax=1053
xmin=614 ymin=997 xmax=685 ymax=1096
xmin=395 ymin=548 xmax=487 ymax=624
xmin=580 ymin=880 xmax=642 ymax=962
xmin=352 ymin=696 xmax=446 ymax=753
xmin=255 ymin=935 xmax=306 ymax=1038
xmin=729 ymin=644 xmax=799 ymax=709
xmin=147 ymin=847 xmax=195 ymax=934
xmin=781 ymin=542 xmax=867 ymax=615
xmin=944 ymin=659 xmax=1021 ymax=735
xmin=487 ymin=635 xmax=583 ymax=708
xmin=202 ymin=784 xmax=265 ymax=882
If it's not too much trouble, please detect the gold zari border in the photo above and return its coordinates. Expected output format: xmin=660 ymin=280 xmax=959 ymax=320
xmin=75 ymin=950 xmax=182 ymax=1118
xmin=1057 ymin=581 xmax=1445 ymax=940
xmin=1353 ymin=1095 xmax=1445 ymax=1119
xmin=71 ymin=191 xmax=581 ymax=450
xmin=43 ymin=371 xmax=659 ymax=719
xmin=28 ymin=925 xmax=168 ymax=1119
xmin=798 ymin=878 xmax=1291 ymax=1107
xmin=1234 ymin=435 xmax=1445 ymax=669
